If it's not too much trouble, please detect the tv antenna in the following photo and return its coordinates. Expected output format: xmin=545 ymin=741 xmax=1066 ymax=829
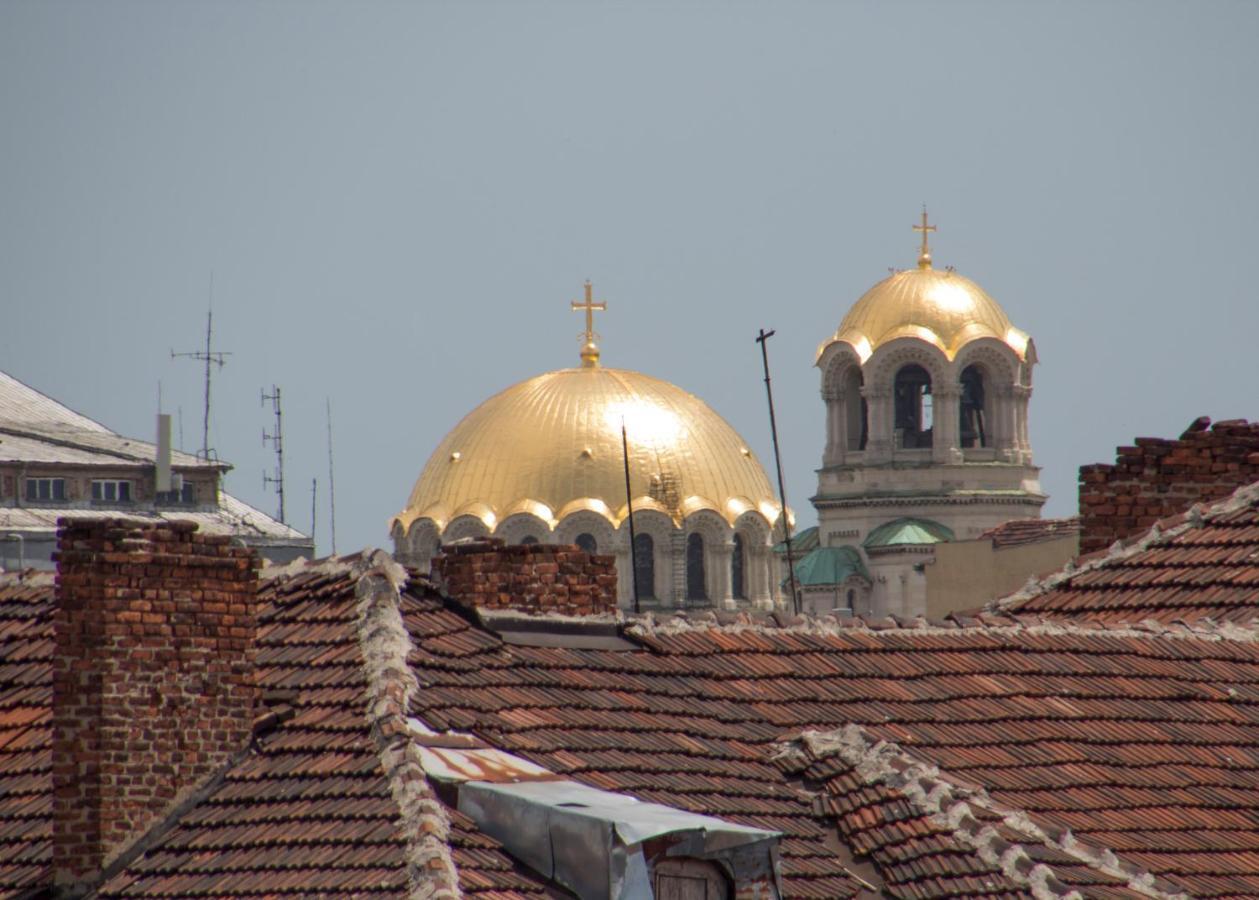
xmin=310 ymin=477 xmax=318 ymax=550
xmin=326 ymin=397 xmax=338 ymax=554
xmin=172 ymin=303 xmax=231 ymax=461
xmin=261 ymin=385 xmax=285 ymax=523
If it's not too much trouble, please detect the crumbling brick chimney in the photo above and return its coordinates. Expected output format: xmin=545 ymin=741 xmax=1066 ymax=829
xmin=52 ymin=519 xmax=259 ymax=891
xmin=1079 ymin=418 xmax=1259 ymax=554
xmin=431 ymin=538 xmax=618 ymax=615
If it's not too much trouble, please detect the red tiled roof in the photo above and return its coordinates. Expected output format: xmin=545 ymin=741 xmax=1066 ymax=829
xmin=19 ymin=529 xmax=1259 ymax=897
xmin=0 ymin=572 xmax=53 ymax=898
xmin=979 ymin=517 xmax=1081 ymax=549
xmin=998 ymin=481 xmax=1259 ymax=624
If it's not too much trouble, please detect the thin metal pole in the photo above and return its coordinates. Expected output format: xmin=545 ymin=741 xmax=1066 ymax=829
xmin=755 ymin=328 xmax=798 ymax=614
xmin=621 ymin=419 xmax=641 ymax=614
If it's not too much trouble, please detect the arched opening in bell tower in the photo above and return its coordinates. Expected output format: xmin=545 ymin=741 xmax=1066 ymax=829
xmin=731 ymin=533 xmax=746 ymax=600
xmin=959 ymin=365 xmax=989 ymax=448
xmin=893 ymin=364 xmax=933 ymax=449
xmin=844 ymin=367 xmax=867 ymax=451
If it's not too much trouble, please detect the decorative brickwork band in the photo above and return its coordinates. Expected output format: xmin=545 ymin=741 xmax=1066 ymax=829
xmin=430 ymin=538 xmax=617 ymax=616
xmin=1078 ymin=418 xmax=1259 ymax=554
xmin=51 ymin=518 xmax=259 ymax=890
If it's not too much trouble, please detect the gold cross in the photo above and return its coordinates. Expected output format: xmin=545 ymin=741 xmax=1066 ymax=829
xmin=571 ymin=280 xmax=606 ymax=367
xmin=913 ymin=207 xmax=937 ymax=269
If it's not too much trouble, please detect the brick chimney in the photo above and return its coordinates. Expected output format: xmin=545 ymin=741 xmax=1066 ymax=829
xmin=1079 ymin=418 xmax=1259 ymax=554
xmin=51 ymin=519 xmax=260 ymax=891
xmin=431 ymin=538 xmax=618 ymax=616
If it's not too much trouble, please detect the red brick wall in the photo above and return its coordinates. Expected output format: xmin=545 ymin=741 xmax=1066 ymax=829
xmin=432 ymin=538 xmax=618 ymax=615
xmin=1079 ymin=418 xmax=1259 ymax=554
xmin=52 ymin=519 xmax=259 ymax=886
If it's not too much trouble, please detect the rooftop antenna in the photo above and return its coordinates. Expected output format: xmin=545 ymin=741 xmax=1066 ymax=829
xmin=326 ymin=397 xmax=338 ymax=555
xmin=621 ymin=418 xmax=641 ymax=614
xmin=755 ymin=328 xmax=799 ymax=615
xmin=172 ymin=294 xmax=231 ymax=461
xmin=261 ymin=385 xmax=285 ymax=523
xmin=177 ymin=406 xmax=185 ymax=453
xmin=310 ymin=477 xmax=317 ymax=551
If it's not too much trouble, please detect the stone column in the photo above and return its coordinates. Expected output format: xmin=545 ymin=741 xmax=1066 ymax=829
xmin=994 ymin=384 xmax=1017 ymax=462
xmin=863 ymin=386 xmax=893 ymax=463
xmin=933 ymin=384 xmax=963 ymax=464
xmin=670 ymin=529 xmax=687 ymax=606
xmin=712 ymin=541 xmax=734 ymax=609
xmin=1013 ymin=385 xmax=1033 ymax=463
xmin=822 ymin=388 xmax=843 ymax=467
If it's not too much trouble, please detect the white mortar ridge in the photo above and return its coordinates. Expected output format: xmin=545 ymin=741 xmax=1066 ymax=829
xmin=625 ymin=606 xmax=1259 ymax=646
xmin=990 ymin=478 xmax=1259 ymax=613
xmin=773 ymin=725 xmax=1189 ymax=900
xmin=354 ymin=549 xmax=462 ymax=900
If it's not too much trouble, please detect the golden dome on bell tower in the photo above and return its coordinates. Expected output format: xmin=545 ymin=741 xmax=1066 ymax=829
xmin=820 ymin=209 xmax=1030 ymax=363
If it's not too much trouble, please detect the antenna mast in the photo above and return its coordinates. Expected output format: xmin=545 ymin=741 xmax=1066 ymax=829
xmin=310 ymin=477 xmax=317 ymax=550
xmin=326 ymin=397 xmax=337 ymax=554
xmin=261 ymin=386 xmax=285 ymax=523
xmin=755 ymin=328 xmax=799 ymax=615
xmin=172 ymin=306 xmax=231 ymax=461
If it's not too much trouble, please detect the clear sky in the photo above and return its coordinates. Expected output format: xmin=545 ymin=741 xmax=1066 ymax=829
xmin=1 ymin=0 xmax=1255 ymax=553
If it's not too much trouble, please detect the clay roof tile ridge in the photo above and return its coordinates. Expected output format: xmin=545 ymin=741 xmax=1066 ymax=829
xmin=353 ymin=550 xmax=463 ymax=899
xmin=989 ymin=479 xmax=1259 ymax=619
xmin=774 ymin=724 xmax=1191 ymax=900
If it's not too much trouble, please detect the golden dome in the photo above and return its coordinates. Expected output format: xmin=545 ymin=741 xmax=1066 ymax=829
xmin=823 ymin=265 xmax=1030 ymax=363
xmin=394 ymin=365 xmax=783 ymax=534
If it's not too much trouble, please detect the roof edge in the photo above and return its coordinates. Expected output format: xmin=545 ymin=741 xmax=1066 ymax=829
xmin=775 ymin=724 xmax=1189 ymax=900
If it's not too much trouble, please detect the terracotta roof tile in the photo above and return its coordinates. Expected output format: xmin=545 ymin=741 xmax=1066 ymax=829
xmin=1000 ymin=481 xmax=1259 ymax=624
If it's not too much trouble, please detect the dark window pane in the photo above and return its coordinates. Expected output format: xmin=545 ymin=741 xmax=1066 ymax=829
xmin=520 ymin=535 xmax=539 ymax=545
xmin=731 ymin=534 xmax=746 ymax=600
xmin=119 ymin=482 xmax=131 ymax=502
xmin=686 ymin=533 xmax=707 ymax=601
xmin=633 ymin=533 xmax=655 ymax=599
xmin=575 ymin=533 xmax=597 ymax=554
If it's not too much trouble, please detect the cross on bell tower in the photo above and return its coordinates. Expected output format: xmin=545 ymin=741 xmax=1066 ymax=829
xmin=571 ymin=280 xmax=607 ymax=367
xmin=913 ymin=207 xmax=937 ymax=269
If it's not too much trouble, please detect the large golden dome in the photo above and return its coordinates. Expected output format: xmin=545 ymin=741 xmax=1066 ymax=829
xmin=393 ymin=365 xmax=782 ymax=534
xmin=820 ymin=214 xmax=1030 ymax=363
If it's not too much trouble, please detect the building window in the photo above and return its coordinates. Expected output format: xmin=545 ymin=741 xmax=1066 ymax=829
xmin=25 ymin=478 xmax=65 ymax=502
xmin=731 ymin=533 xmax=746 ymax=600
xmin=520 ymin=535 xmax=539 ymax=546
xmin=960 ymin=365 xmax=988 ymax=448
xmin=686 ymin=533 xmax=707 ymax=601
xmin=156 ymin=482 xmax=197 ymax=506
xmin=91 ymin=480 xmax=133 ymax=503
xmin=894 ymin=364 xmax=933 ymax=448
xmin=632 ymin=533 xmax=656 ymax=600
xmin=575 ymin=532 xmax=597 ymax=554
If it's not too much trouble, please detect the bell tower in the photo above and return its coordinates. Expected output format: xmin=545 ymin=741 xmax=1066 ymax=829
xmin=811 ymin=213 xmax=1044 ymax=617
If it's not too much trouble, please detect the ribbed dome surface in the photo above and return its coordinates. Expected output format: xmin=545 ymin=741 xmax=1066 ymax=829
xmin=826 ymin=266 xmax=1029 ymax=362
xmin=394 ymin=366 xmax=781 ymax=532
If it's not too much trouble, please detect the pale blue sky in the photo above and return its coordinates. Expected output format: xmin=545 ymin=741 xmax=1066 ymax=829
xmin=1 ymin=1 xmax=1255 ymax=552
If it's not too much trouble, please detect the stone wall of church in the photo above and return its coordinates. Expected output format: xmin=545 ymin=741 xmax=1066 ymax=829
xmin=1079 ymin=417 xmax=1259 ymax=554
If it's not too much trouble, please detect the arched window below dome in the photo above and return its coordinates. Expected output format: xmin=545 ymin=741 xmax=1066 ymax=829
xmin=960 ymin=365 xmax=989 ymax=448
xmin=731 ymin=534 xmax=746 ymax=600
xmin=844 ymin=367 xmax=867 ymax=451
xmin=633 ymin=533 xmax=655 ymax=600
xmin=686 ymin=533 xmax=707 ymax=601
xmin=520 ymin=535 xmax=539 ymax=546
xmin=894 ymin=364 xmax=933 ymax=449
xmin=575 ymin=533 xmax=597 ymax=554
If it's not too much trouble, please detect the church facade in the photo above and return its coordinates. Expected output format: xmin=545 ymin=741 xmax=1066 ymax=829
xmin=807 ymin=213 xmax=1045 ymax=617
xmin=392 ymin=283 xmax=789 ymax=610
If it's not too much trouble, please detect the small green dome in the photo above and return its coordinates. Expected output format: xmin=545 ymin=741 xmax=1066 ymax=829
xmin=862 ymin=517 xmax=954 ymax=549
